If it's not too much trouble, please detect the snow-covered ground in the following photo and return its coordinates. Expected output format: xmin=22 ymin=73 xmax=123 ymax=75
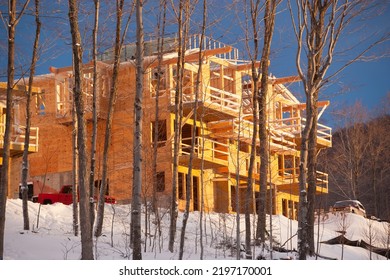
xmin=3 ymin=199 xmax=389 ymax=261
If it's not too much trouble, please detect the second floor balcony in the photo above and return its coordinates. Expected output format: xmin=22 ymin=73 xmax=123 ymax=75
xmin=276 ymin=166 xmax=328 ymax=195
xmin=0 ymin=124 xmax=39 ymax=159
xmin=178 ymin=136 xmax=229 ymax=169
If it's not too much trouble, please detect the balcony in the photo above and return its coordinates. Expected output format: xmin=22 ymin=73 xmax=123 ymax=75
xmin=167 ymin=85 xmax=240 ymax=122
xmin=208 ymin=118 xmax=298 ymax=154
xmin=276 ymin=167 xmax=328 ymax=195
xmin=268 ymin=116 xmax=332 ymax=148
xmin=178 ymin=136 xmax=229 ymax=169
xmin=0 ymin=124 xmax=39 ymax=158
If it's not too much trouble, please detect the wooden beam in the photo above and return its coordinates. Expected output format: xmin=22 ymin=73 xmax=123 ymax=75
xmin=0 ymin=82 xmax=41 ymax=95
xmin=230 ymin=61 xmax=261 ymax=72
xmin=149 ymin=46 xmax=233 ymax=68
xmin=272 ymin=75 xmax=301 ymax=84
xmin=282 ymin=100 xmax=330 ymax=111
xmin=49 ymin=61 xmax=109 ymax=74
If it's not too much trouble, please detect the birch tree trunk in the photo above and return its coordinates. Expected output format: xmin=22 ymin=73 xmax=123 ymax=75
xmin=68 ymin=0 xmax=94 ymax=259
xmin=21 ymin=0 xmax=41 ymax=231
xmin=307 ymin=99 xmax=318 ymax=255
xmin=151 ymin=0 xmax=167 ymax=250
xmin=72 ymin=101 xmax=79 ymax=236
xmin=0 ymin=0 xmax=30 ymax=260
xmin=289 ymin=0 xmax=354 ymax=259
xmin=178 ymin=0 xmax=204 ymax=260
xmin=94 ymin=0 xmax=126 ymax=238
xmin=168 ymin=0 xmax=185 ymax=253
xmin=256 ymin=0 xmax=277 ymax=247
xmin=245 ymin=0 xmax=260 ymax=260
xmin=131 ymin=0 xmax=144 ymax=260
xmin=89 ymin=0 xmax=100 ymax=229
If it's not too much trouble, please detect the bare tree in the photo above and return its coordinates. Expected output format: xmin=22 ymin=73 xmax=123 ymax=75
xmin=68 ymin=0 xmax=94 ymax=259
xmin=94 ymin=0 xmax=133 ymax=238
xmin=131 ymin=0 xmax=144 ymax=260
xmin=168 ymin=0 xmax=188 ymax=253
xmin=241 ymin=0 xmax=278 ymax=259
xmin=364 ymin=219 xmax=377 ymax=260
xmin=321 ymin=104 xmax=390 ymax=220
xmin=0 ymin=0 xmax=30 ymax=260
xmin=21 ymin=0 xmax=41 ymax=231
xmin=336 ymin=212 xmax=351 ymax=260
xmin=72 ymin=101 xmax=79 ymax=236
xmin=89 ymin=0 xmax=100 ymax=229
xmin=178 ymin=0 xmax=206 ymax=260
xmin=151 ymin=0 xmax=167 ymax=252
xmin=244 ymin=0 xmax=261 ymax=260
xmin=327 ymin=103 xmax=369 ymax=200
xmin=256 ymin=0 xmax=278 ymax=248
xmin=365 ymin=114 xmax=390 ymax=218
xmin=288 ymin=0 xmax=388 ymax=259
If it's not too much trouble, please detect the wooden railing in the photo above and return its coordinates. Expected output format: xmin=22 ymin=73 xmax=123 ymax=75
xmin=269 ymin=116 xmax=332 ymax=146
xmin=187 ymin=34 xmax=239 ymax=60
xmin=169 ymin=85 xmax=241 ymax=115
xmin=278 ymin=167 xmax=328 ymax=190
xmin=302 ymin=118 xmax=332 ymax=145
xmin=0 ymin=124 xmax=39 ymax=152
xmin=180 ymin=136 xmax=229 ymax=165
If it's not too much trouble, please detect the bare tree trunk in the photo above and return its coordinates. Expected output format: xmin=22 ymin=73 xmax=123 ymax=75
xmin=72 ymin=101 xmax=79 ymax=236
xmin=68 ymin=0 xmax=93 ymax=259
xmin=0 ymin=0 xmax=30 ymax=260
xmin=21 ymin=0 xmax=41 ymax=231
xmin=297 ymin=108 xmax=313 ymax=259
xmin=245 ymin=0 xmax=261 ymax=260
xmin=94 ymin=0 xmax=127 ymax=238
xmin=236 ymin=121 xmax=242 ymax=260
xmin=131 ymin=0 xmax=144 ymax=260
xmin=151 ymin=0 xmax=167 ymax=250
xmin=168 ymin=0 xmax=185 ymax=253
xmin=199 ymin=118 xmax=206 ymax=260
xmin=307 ymin=100 xmax=318 ymax=255
xmin=256 ymin=0 xmax=277 ymax=247
xmin=288 ymin=0 xmax=349 ymax=260
xmin=89 ymin=0 xmax=100 ymax=229
xmin=178 ymin=0 xmax=192 ymax=260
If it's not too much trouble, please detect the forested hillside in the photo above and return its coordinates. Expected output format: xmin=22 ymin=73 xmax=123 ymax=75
xmin=319 ymin=100 xmax=390 ymax=220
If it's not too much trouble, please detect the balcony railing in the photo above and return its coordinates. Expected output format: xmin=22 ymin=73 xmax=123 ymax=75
xmin=268 ymin=117 xmax=301 ymax=138
xmin=268 ymin=116 xmax=332 ymax=147
xmin=278 ymin=167 xmax=328 ymax=190
xmin=0 ymin=124 xmax=39 ymax=154
xmin=168 ymin=85 xmax=241 ymax=116
xmin=180 ymin=136 xmax=229 ymax=166
xmin=187 ymin=34 xmax=239 ymax=60
xmin=301 ymin=118 xmax=332 ymax=146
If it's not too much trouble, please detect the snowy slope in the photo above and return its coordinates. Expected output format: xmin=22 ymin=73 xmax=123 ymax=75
xmin=3 ymin=199 xmax=389 ymax=260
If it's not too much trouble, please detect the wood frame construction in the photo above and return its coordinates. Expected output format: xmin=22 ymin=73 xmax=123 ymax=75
xmin=3 ymin=35 xmax=332 ymax=220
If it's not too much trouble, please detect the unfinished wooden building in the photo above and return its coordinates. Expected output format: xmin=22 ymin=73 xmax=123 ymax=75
xmin=3 ymin=35 xmax=332 ymax=220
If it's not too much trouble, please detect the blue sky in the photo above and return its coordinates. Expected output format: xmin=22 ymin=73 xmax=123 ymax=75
xmin=0 ymin=0 xmax=389 ymax=125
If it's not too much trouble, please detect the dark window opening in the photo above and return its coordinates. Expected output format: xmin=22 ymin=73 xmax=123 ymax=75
xmin=192 ymin=176 xmax=199 ymax=211
xmin=181 ymin=123 xmax=200 ymax=154
xmin=151 ymin=119 xmax=167 ymax=147
xmin=156 ymin=172 xmax=165 ymax=192
xmin=178 ymin=172 xmax=185 ymax=200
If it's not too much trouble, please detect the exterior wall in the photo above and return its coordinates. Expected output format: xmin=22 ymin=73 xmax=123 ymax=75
xmin=3 ymin=43 xmax=331 ymax=221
